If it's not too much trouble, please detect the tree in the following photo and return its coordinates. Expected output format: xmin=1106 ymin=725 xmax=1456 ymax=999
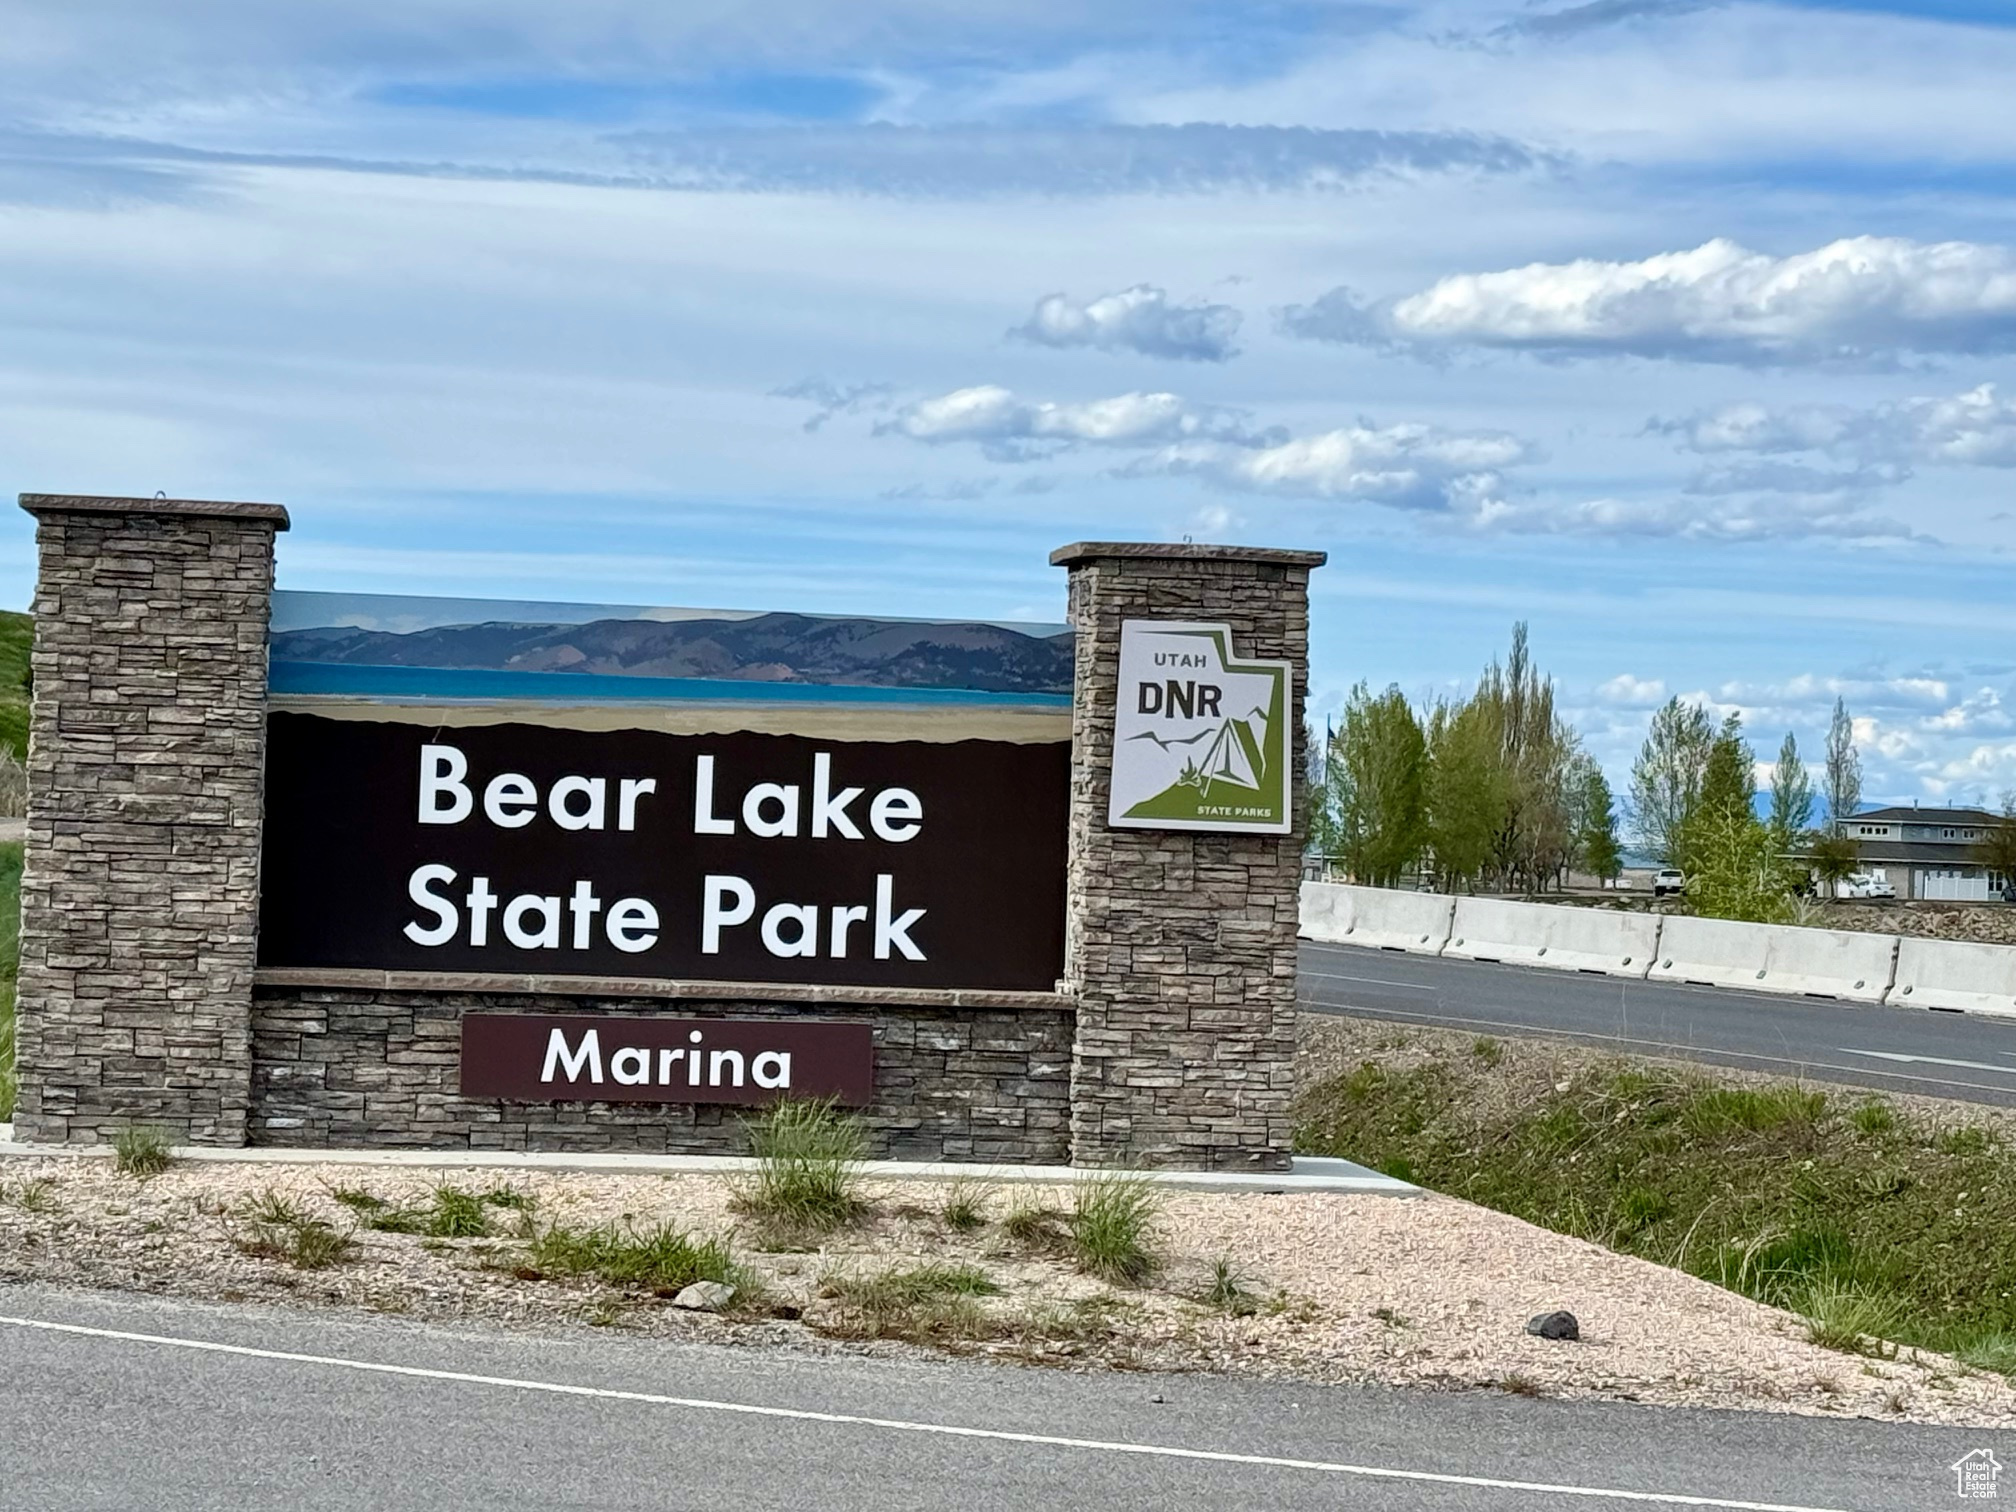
xmin=1627 ymin=697 xmax=1715 ymax=865
xmin=1471 ymin=623 xmax=1583 ymax=892
xmin=1329 ymin=682 xmax=1427 ymax=887
xmin=1686 ymin=806 xmax=1795 ymax=925
xmin=1809 ymin=831 xmax=1860 ymax=896
xmin=1424 ymin=696 xmax=1504 ymax=892
xmin=1575 ymin=760 xmax=1622 ymax=882
xmin=1972 ymin=792 xmax=2016 ymax=890
xmin=1675 ymin=714 xmax=1756 ymax=876
xmin=1824 ymin=697 xmax=1861 ymax=835
xmin=1304 ymin=716 xmax=1340 ymax=860
xmin=1767 ymin=731 xmax=1814 ymax=849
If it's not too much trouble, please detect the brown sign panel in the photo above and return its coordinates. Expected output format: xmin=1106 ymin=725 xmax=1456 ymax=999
xmin=460 ymin=1014 xmax=874 ymax=1107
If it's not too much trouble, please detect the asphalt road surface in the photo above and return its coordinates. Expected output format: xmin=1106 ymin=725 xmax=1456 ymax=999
xmin=1301 ymin=939 xmax=2016 ymax=1107
xmin=0 ymin=1285 xmax=1991 ymax=1511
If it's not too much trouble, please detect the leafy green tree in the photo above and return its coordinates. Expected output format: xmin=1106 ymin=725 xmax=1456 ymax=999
xmin=1675 ymin=714 xmax=1756 ymax=876
xmin=1767 ymin=731 xmax=1814 ymax=849
xmin=1575 ymin=760 xmax=1622 ymax=882
xmin=1627 ymin=697 xmax=1715 ymax=865
xmin=1824 ymin=697 xmax=1861 ymax=835
xmin=1330 ymin=682 xmax=1427 ymax=887
xmin=1469 ymin=623 xmax=1583 ymax=891
xmin=1685 ymin=805 xmax=1795 ymax=924
xmin=1424 ymin=696 xmax=1504 ymax=892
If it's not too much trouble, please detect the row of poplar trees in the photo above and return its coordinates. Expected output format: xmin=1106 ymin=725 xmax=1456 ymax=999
xmin=1308 ymin=625 xmax=1621 ymax=894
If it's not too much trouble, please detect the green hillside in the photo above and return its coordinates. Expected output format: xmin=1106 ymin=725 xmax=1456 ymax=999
xmin=0 ymin=610 xmax=28 ymax=761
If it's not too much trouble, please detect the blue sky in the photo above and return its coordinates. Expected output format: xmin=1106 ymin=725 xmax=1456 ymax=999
xmin=4 ymin=0 xmax=2016 ymax=799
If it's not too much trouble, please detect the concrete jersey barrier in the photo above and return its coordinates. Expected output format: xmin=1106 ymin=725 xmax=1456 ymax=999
xmin=1444 ymin=896 xmax=1657 ymax=979
xmin=1890 ymin=937 xmax=2016 ymax=1018
xmin=1299 ymin=883 xmax=1453 ymax=955
xmin=1649 ymin=915 xmax=1897 ymax=1003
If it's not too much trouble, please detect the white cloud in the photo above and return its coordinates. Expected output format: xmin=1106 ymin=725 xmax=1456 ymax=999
xmin=1280 ymin=238 xmax=2016 ymax=367
xmin=875 ymin=385 xmax=1251 ymax=460
xmin=1010 ymin=284 xmax=1241 ymax=362
xmin=1463 ymin=492 xmax=1914 ymax=543
xmin=1658 ymin=384 xmax=2016 ymax=468
xmin=1595 ymin=672 xmax=1667 ymax=705
xmin=1139 ymin=422 xmax=1533 ymax=511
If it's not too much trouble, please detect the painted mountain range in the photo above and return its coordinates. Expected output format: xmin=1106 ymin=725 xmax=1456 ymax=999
xmin=270 ymin=611 xmax=1076 ymax=695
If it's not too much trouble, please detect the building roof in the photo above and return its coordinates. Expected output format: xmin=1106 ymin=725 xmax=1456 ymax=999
xmin=1852 ymin=805 xmax=1999 ymax=825
xmin=1851 ymin=841 xmax=1992 ymax=867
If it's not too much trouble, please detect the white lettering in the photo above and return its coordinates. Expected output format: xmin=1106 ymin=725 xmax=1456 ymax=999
xmin=611 ymin=1046 xmax=651 ymax=1086
xmin=403 ymin=863 xmax=459 ymax=946
xmin=541 ymin=1026 xmax=603 ymax=1085
xmin=693 ymin=755 xmax=736 ymax=835
xmin=467 ymin=875 xmax=498 ymax=947
xmin=618 ymin=777 xmax=656 ymax=831
xmin=503 ymin=893 xmax=562 ymax=949
xmin=810 ymin=752 xmax=863 ymax=840
xmin=873 ymin=873 xmax=926 ymax=961
xmin=752 ymin=1051 xmax=792 ymax=1090
xmin=701 ymin=875 xmax=756 ymax=953
xmin=709 ymin=1049 xmax=745 ymax=1087
xmin=568 ymin=879 xmax=603 ymax=950
xmin=829 ymin=903 xmax=868 ymax=958
xmin=869 ymin=788 xmax=923 ymax=842
xmin=606 ymin=898 xmax=658 ymax=954
xmin=549 ymin=775 xmax=607 ymax=832
xmin=762 ymin=902 xmax=819 ymax=958
xmin=483 ymin=773 xmax=538 ymax=828
xmin=688 ymin=1028 xmax=703 ymax=1085
xmin=658 ymin=1047 xmax=684 ymax=1083
xmin=742 ymin=781 xmax=800 ymax=838
xmin=418 ymin=745 xmax=473 ymax=825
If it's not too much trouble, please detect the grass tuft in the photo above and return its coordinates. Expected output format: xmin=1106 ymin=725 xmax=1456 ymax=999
xmin=231 ymin=1189 xmax=354 ymax=1270
xmin=1203 ymin=1257 xmax=1259 ymax=1316
xmin=938 ymin=1178 xmax=989 ymax=1233
xmin=0 ymin=1175 xmax=57 ymax=1213
xmin=1797 ymin=1281 xmax=1902 ymax=1358
xmin=818 ymin=1262 xmax=1003 ymax=1341
xmin=526 ymin=1219 xmax=738 ymax=1296
xmin=1001 ymin=1197 xmax=1068 ymax=1250
xmin=732 ymin=1097 xmax=868 ymax=1238
xmin=1068 ymin=1173 xmax=1160 ymax=1286
xmin=112 ymin=1124 xmax=173 ymax=1178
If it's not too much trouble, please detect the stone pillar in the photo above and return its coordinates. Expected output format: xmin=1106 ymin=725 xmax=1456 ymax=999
xmin=13 ymin=494 xmax=288 ymax=1145
xmin=1053 ymin=542 xmax=1325 ymax=1172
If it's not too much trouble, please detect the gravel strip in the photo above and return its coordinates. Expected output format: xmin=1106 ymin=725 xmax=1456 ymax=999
xmin=3 ymin=1150 xmax=2009 ymax=1428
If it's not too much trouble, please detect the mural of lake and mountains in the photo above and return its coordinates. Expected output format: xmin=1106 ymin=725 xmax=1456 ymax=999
xmin=268 ymin=592 xmax=1075 ymax=706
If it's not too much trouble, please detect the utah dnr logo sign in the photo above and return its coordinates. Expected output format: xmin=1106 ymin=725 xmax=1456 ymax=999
xmin=1108 ymin=620 xmax=1291 ymax=834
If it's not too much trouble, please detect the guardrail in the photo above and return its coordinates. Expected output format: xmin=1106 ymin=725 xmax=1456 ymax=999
xmin=1300 ymin=883 xmax=2016 ymax=1018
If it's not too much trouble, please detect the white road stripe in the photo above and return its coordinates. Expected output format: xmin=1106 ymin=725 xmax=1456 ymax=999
xmin=0 ymin=1314 xmax=1857 ymax=1512
xmin=1838 ymin=1049 xmax=2016 ymax=1076
xmin=1299 ymin=969 xmax=1441 ymax=992
xmin=1304 ymin=1004 xmax=2016 ymax=1098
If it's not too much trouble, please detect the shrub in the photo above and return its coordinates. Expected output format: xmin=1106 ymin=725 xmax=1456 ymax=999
xmin=733 ymin=1097 xmax=868 ymax=1235
xmin=112 ymin=1125 xmax=173 ymax=1178
xmin=1069 ymin=1173 xmax=1160 ymax=1285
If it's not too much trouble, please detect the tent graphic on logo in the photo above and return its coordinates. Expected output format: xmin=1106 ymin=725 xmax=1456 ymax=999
xmin=1108 ymin=622 xmax=1290 ymax=834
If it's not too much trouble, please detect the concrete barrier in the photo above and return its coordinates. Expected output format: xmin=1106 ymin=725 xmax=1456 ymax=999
xmin=1299 ymin=883 xmax=1453 ymax=955
xmin=1649 ymin=915 xmax=1897 ymax=1003
xmin=1444 ymin=897 xmax=1658 ymax=978
xmin=1890 ymin=938 xmax=2016 ymax=1018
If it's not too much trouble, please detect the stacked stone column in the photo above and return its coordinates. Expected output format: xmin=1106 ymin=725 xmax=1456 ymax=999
xmin=1053 ymin=542 xmax=1324 ymax=1172
xmin=13 ymin=494 xmax=287 ymax=1144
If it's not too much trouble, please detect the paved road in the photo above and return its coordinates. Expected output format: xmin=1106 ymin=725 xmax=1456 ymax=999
xmin=1301 ymin=940 xmax=2016 ymax=1107
xmin=0 ymin=1285 xmax=1989 ymax=1511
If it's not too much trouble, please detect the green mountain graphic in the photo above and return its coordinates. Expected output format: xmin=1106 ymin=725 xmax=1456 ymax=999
xmin=1122 ymin=680 xmax=1286 ymax=826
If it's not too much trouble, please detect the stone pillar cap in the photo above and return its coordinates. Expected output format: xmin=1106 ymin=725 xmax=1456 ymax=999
xmin=21 ymin=493 xmax=291 ymax=529
xmin=1050 ymin=540 xmax=1325 ymax=569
